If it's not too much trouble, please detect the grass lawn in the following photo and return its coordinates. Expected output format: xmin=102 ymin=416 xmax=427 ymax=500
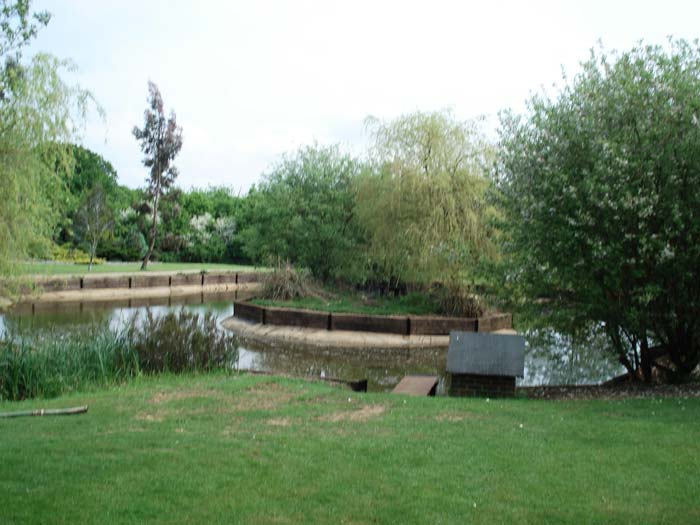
xmin=20 ymin=261 xmax=262 ymax=276
xmin=1 ymin=374 xmax=698 ymax=524
xmin=253 ymin=290 xmax=442 ymax=316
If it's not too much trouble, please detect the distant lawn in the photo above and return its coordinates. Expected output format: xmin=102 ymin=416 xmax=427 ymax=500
xmin=20 ymin=261 xmax=263 ymax=276
xmin=0 ymin=373 xmax=698 ymax=524
xmin=253 ymin=290 xmax=442 ymax=316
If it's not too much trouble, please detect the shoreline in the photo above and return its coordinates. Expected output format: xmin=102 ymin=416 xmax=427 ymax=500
xmin=2 ymin=270 xmax=263 ymax=310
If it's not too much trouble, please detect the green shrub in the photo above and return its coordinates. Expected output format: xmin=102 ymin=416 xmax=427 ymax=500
xmin=52 ymin=244 xmax=105 ymax=265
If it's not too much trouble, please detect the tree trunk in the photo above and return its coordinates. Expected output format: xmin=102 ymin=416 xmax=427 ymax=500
xmin=88 ymin=238 xmax=97 ymax=272
xmin=640 ymin=337 xmax=653 ymax=383
xmin=141 ymin=193 xmax=159 ymax=270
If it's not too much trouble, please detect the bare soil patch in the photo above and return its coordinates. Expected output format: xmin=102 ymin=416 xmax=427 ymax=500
xmin=267 ymin=417 xmax=292 ymax=427
xmin=149 ymin=388 xmax=226 ymax=405
xmin=321 ymin=404 xmax=386 ymax=423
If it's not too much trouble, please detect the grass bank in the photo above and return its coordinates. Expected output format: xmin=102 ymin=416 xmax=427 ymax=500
xmin=253 ymin=290 xmax=442 ymax=316
xmin=1 ymin=373 xmax=698 ymax=524
xmin=20 ymin=261 xmax=262 ymax=276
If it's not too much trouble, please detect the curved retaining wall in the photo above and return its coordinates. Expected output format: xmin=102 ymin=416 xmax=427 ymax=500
xmin=29 ymin=271 xmax=264 ymax=293
xmin=232 ymin=300 xmax=512 ymax=335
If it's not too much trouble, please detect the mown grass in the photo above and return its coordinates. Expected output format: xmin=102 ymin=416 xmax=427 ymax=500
xmin=0 ymin=373 xmax=698 ymax=524
xmin=254 ymin=290 xmax=442 ymax=316
xmin=20 ymin=261 xmax=262 ymax=276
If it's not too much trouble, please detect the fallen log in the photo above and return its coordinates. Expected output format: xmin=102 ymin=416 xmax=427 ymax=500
xmin=0 ymin=406 xmax=88 ymax=418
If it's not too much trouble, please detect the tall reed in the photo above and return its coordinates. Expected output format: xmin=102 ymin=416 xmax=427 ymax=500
xmin=0 ymin=308 xmax=239 ymax=401
xmin=0 ymin=324 xmax=139 ymax=401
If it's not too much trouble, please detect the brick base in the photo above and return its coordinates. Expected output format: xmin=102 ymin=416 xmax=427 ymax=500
xmin=448 ymin=374 xmax=515 ymax=397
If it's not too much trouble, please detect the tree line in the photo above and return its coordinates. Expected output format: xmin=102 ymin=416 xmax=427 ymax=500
xmin=2 ymin=1 xmax=699 ymax=383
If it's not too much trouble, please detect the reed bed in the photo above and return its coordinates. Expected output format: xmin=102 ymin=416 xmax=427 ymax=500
xmin=0 ymin=309 xmax=238 ymax=401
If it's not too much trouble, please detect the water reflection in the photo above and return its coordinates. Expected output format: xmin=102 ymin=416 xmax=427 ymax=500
xmin=0 ymin=295 xmax=624 ymax=391
xmin=519 ymin=329 xmax=624 ymax=386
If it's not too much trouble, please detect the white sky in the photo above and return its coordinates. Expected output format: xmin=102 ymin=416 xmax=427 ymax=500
xmin=28 ymin=0 xmax=699 ymax=192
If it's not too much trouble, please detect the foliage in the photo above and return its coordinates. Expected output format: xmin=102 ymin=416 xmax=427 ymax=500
xmin=73 ymin=184 xmax=114 ymax=270
xmin=497 ymin=39 xmax=700 ymax=382
xmin=129 ymin=309 xmax=237 ymax=373
xmin=51 ymin=244 xmax=104 ymax=265
xmin=239 ymin=144 xmax=365 ymax=280
xmin=0 ymin=323 xmax=138 ymax=400
xmin=0 ymin=0 xmax=49 ymax=62
xmin=258 ymin=261 xmax=322 ymax=301
xmin=0 ymin=2 xmax=94 ymax=294
xmin=356 ymin=110 xmax=498 ymax=290
xmin=132 ymin=81 xmax=183 ymax=269
xmin=0 ymin=53 xmax=93 ymax=279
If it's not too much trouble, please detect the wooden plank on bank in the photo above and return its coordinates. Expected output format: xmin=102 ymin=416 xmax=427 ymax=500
xmin=392 ymin=375 xmax=438 ymax=396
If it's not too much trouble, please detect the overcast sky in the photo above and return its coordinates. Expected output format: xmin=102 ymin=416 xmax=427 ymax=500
xmin=28 ymin=0 xmax=699 ymax=192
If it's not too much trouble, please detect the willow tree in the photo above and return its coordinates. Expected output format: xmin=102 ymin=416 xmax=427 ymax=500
xmin=356 ymin=110 xmax=498 ymax=314
xmin=0 ymin=1 xmax=93 ymax=292
xmin=132 ymin=81 xmax=183 ymax=270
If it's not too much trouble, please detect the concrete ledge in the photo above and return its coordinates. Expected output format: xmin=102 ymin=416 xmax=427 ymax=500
xmin=20 ymin=282 xmax=259 ymax=305
xmin=222 ymin=316 xmax=450 ymax=352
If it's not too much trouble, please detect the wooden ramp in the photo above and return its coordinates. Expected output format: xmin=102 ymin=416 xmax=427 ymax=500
xmin=392 ymin=375 xmax=438 ymax=396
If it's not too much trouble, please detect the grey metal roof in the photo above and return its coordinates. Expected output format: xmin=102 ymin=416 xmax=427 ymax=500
xmin=447 ymin=332 xmax=525 ymax=377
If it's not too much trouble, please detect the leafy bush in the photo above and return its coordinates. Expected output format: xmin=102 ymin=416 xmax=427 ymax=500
xmin=497 ymin=39 xmax=700 ymax=381
xmin=238 ymin=144 xmax=366 ymax=281
xmin=52 ymin=244 xmax=105 ymax=265
xmin=130 ymin=309 xmax=238 ymax=373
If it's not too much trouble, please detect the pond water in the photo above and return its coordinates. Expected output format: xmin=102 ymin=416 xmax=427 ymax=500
xmin=0 ymin=294 xmax=624 ymax=393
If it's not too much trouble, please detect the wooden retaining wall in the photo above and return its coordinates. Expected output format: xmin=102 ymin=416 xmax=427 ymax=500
xmin=25 ymin=271 xmax=262 ymax=293
xmin=131 ymin=274 xmax=171 ymax=288
xmin=331 ymin=312 xmax=409 ymax=335
xmin=82 ymin=276 xmax=131 ymax=289
xmin=232 ymin=301 xmax=512 ymax=336
xmin=265 ymin=306 xmax=330 ymax=330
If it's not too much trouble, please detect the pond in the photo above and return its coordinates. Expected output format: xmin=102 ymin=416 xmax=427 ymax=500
xmin=0 ymin=294 xmax=624 ymax=393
